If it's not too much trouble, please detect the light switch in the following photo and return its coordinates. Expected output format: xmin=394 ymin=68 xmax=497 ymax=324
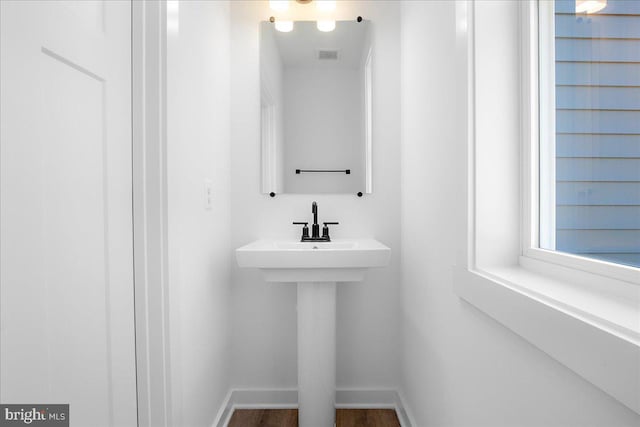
xmin=204 ymin=179 xmax=213 ymax=210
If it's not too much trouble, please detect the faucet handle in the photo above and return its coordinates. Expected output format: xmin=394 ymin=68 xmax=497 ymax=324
xmin=322 ymin=222 xmax=339 ymax=240
xmin=293 ymin=222 xmax=309 ymax=240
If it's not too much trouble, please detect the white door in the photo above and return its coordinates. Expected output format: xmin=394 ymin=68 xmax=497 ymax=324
xmin=0 ymin=1 xmax=137 ymax=426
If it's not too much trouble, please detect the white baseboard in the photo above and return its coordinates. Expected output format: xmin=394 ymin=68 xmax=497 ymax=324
xmin=212 ymin=389 xmax=234 ymax=427
xmin=395 ymin=389 xmax=417 ymax=427
xmin=334 ymin=388 xmax=397 ymax=409
xmin=212 ymin=388 xmax=297 ymax=427
xmin=212 ymin=388 xmax=414 ymax=427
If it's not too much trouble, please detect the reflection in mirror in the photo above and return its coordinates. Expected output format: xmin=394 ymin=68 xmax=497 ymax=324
xmin=260 ymin=20 xmax=372 ymax=195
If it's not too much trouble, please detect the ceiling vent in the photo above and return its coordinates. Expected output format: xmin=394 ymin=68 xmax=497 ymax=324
xmin=317 ymin=49 xmax=339 ymax=60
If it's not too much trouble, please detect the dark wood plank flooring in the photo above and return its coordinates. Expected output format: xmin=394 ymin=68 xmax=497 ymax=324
xmin=228 ymin=409 xmax=400 ymax=427
xmin=228 ymin=409 xmax=298 ymax=427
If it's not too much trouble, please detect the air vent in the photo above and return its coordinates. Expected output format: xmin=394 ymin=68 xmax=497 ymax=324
xmin=317 ymin=49 xmax=339 ymax=60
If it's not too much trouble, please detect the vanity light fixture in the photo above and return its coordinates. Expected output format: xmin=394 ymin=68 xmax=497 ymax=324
xmin=316 ymin=20 xmax=336 ymax=32
xmin=269 ymin=0 xmax=290 ymax=12
xmin=575 ymin=0 xmax=607 ymax=13
xmin=269 ymin=0 xmax=338 ymax=33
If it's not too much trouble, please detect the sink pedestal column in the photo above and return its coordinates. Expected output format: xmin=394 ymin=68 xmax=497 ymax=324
xmin=297 ymin=281 xmax=336 ymax=427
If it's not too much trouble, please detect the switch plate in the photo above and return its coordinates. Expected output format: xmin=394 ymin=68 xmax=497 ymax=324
xmin=204 ymin=179 xmax=213 ymax=210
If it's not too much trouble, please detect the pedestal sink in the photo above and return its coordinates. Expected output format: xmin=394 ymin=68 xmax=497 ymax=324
xmin=236 ymin=239 xmax=391 ymax=427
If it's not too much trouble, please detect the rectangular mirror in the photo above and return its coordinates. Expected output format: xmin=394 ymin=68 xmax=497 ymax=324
xmin=260 ymin=19 xmax=372 ymax=195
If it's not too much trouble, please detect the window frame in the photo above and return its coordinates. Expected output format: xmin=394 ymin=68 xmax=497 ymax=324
xmin=520 ymin=0 xmax=640 ymax=285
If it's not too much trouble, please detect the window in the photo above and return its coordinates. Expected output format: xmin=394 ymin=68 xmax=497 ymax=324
xmin=456 ymin=1 xmax=640 ymax=415
xmin=537 ymin=0 xmax=640 ymax=271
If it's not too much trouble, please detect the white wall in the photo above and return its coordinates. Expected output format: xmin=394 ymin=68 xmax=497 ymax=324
xmin=400 ymin=1 xmax=640 ymax=426
xmin=230 ymin=0 xmax=401 ymax=391
xmin=167 ymin=2 xmax=232 ymax=426
xmin=284 ymin=67 xmax=363 ymax=194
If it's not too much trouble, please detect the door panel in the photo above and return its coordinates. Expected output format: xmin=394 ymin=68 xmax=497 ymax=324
xmin=0 ymin=1 xmax=137 ymax=426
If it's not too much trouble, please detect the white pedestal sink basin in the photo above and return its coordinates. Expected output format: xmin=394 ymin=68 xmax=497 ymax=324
xmin=236 ymin=238 xmax=390 ymax=427
xmin=236 ymin=238 xmax=390 ymax=282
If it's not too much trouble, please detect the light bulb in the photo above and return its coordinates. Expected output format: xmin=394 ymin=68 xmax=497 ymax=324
xmin=317 ymin=20 xmax=336 ymax=32
xmin=316 ymin=0 xmax=336 ymax=12
xmin=575 ymin=0 xmax=607 ymax=14
xmin=275 ymin=20 xmax=294 ymax=32
xmin=269 ymin=0 xmax=289 ymax=12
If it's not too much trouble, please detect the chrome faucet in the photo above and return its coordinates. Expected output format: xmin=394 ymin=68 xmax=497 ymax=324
xmin=293 ymin=201 xmax=339 ymax=242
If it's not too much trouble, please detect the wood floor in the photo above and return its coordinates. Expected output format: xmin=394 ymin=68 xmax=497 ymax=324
xmin=228 ymin=409 xmax=401 ymax=427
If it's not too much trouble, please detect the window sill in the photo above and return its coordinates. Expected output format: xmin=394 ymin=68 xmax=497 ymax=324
xmin=453 ymin=262 xmax=640 ymax=414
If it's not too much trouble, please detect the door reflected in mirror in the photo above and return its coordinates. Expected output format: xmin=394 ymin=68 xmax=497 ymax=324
xmin=260 ymin=20 xmax=372 ymax=195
